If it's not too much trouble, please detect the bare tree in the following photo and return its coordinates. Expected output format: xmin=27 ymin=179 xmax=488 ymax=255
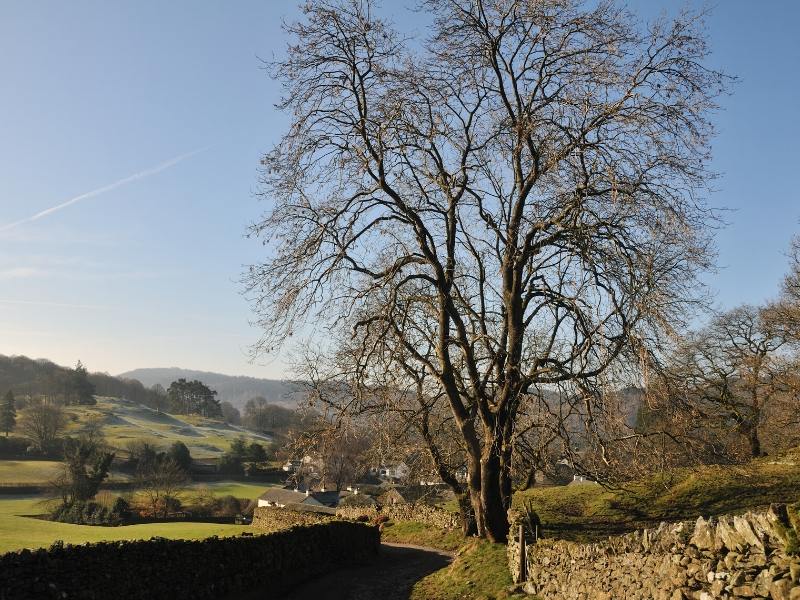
xmin=18 ymin=401 xmax=66 ymax=454
xmin=658 ymin=305 xmax=794 ymax=459
xmin=766 ymin=235 xmax=800 ymax=341
xmin=246 ymin=0 xmax=728 ymax=541
xmin=135 ymin=458 xmax=188 ymax=518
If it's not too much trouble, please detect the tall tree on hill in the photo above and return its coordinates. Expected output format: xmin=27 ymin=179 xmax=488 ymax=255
xmin=65 ymin=361 xmax=96 ymax=406
xmin=1 ymin=390 xmax=16 ymax=437
xmin=166 ymin=379 xmax=221 ymax=417
xmin=246 ymin=0 xmax=729 ymax=541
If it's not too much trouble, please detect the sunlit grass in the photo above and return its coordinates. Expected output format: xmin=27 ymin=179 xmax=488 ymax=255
xmin=411 ymin=539 xmax=527 ymax=600
xmin=0 ymin=495 xmax=258 ymax=555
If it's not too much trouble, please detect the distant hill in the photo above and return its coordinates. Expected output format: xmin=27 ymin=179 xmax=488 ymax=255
xmin=118 ymin=368 xmax=303 ymax=409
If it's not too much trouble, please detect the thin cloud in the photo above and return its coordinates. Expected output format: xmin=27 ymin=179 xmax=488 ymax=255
xmin=0 ymin=299 xmax=108 ymax=310
xmin=0 ymin=147 xmax=208 ymax=233
xmin=0 ymin=267 xmax=44 ymax=281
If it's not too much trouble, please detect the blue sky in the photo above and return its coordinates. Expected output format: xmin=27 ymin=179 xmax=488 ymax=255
xmin=0 ymin=1 xmax=798 ymax=379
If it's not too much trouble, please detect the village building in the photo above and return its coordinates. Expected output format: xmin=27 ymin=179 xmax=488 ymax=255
xmin=369 ymin=461 xmax=410 ymax=481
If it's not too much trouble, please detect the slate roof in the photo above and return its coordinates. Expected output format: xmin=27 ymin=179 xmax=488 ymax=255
xmin=258 ymin=488 xmax=322 ymax=506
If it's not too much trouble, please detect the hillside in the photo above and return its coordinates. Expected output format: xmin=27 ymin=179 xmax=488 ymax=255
xmin=119 ymin=368 xmax=303 ymax=408
xmin=61 ymin=396 xmax=273 ymax=459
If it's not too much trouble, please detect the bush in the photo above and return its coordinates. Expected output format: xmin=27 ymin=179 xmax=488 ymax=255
xmin=216 ymin=495 xmax=241 ymax=517
xmin=217 ymin=453 xmax=244 ymax=476
xmin=51 ymin=501 xmax=118 ymax=525
xmin=185 ymin=488 xmax=217 ymax=517
xmin=168 ymin=442 xmax=192 ymax=472
xmin=110 ymin=496 xmax=132 ymax=522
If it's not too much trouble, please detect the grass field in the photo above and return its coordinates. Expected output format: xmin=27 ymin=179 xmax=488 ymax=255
xmin=0 ymin=461 xmax=60 ymax=485
xmin=187 ymin=481 xmax=272 ymax=499
xmin=0 ymin=495 xmax=258 ymax=554
xmin=0 ymin=460 xmax=131 ymax=487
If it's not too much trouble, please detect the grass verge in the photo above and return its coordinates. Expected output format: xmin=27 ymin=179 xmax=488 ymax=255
xmin=410 ymin=539 xmax=527 ymax=600
xmin=381 ymin=520 xmax=465 ymax=552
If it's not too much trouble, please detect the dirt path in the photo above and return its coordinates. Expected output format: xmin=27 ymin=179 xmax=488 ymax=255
xmin=236 ymin=543 xmax=453 ymax=600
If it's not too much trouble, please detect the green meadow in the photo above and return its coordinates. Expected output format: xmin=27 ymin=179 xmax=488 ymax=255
xmin=0 ymin=495 xmax=261 ymax=554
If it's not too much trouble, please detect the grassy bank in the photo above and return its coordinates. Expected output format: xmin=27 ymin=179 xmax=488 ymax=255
xmin=514 ymin=449 xmax=800 ymax=540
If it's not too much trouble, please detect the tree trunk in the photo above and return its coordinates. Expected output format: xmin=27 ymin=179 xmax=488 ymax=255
xmin=457 ymin=493 xmax=477 ymax=536
xmin=748 ymin=424 xmax=763 ymax=458
xmin=479 ymin=450 xmax=510 ymax=543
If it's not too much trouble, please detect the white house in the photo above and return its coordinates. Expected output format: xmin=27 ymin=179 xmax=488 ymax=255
xmin=370 ymin=461 xmax=410 ymax=481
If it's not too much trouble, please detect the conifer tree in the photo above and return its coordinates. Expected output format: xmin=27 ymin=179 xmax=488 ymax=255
xmin=0 ymin=390 xmax=16 ymax=437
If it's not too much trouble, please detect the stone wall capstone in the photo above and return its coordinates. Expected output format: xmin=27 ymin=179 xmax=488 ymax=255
xmin=0 ymin=521 xmax=379 ymax=600
xmin=508 ymin=504 xmax=799 ymax=600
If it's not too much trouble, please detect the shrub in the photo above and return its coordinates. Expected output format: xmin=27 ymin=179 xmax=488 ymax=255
xmin=51 ymin=501 xmax=115 ymax=525
xmin=217 ymin=453 xmax=244 ymax=476
xmin=216 ymin=495 xmax=241 ymax=517
xmin=110 ymin=496 xmax=132 ymax=522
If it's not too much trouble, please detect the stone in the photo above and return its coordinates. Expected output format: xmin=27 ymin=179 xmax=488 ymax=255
xmin=790 ymin=585 xmax=800 ymax=600
xmin=692 ymin=517 xmax=716 ymax=550
xmin=710 ymin=578 xmax=725 ymax=596
xmin=730 ymin=571 xmax=747 ymax=588
xmin=522 ymin=581 xmax=538 ymax=595
xmin=790 ymin=563 xmax=800 ymax=584
xmin=717 ymin=519 xmax=746 ymax=552
xmin=732 ymin=584 xmax=755 ymax=597
xmin=753 ymin=569 xmax=774 ymax=597
xmin=726 ymin=552 xmax=742 ymax=570
xmin=734 ymin=515 xmax=764 ymax=549
xmin=768 ymin=578 xmax=793 ymax=600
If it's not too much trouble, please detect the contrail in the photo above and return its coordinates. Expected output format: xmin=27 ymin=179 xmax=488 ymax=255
xmin=0 ymin=147 xmax=207 ymax=233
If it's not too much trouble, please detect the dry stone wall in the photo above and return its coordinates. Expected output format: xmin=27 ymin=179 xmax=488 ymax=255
xmin=508 ymin=504 xmax=799 ymax=600
xmin=0 ymin=521 xmax=379 ymax=600
xmin=336 ymin=504 xmax=461 ymax=529
xmin=251 ymin=505 xmax=336 ymax=532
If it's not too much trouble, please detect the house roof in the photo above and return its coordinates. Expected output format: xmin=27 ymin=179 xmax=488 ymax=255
xmin=310 ymin=490 xmax=345 ymax=507
xmin=281 ymin=502 xmax=336 ymax=515
xmin=258 ymin=488 xmax=322 ymax=506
